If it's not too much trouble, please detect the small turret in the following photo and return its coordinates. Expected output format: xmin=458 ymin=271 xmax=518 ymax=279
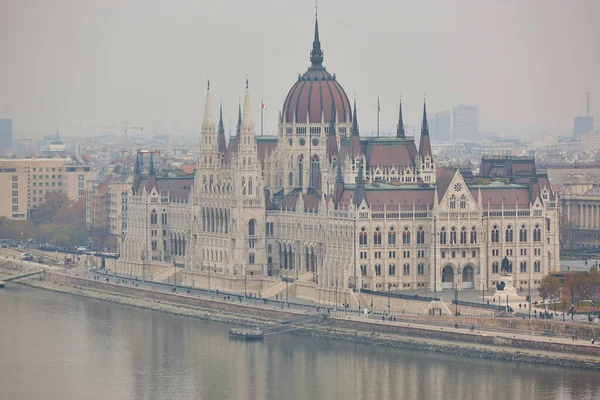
xmin=397 ymin=97 xmax=405 ymax=138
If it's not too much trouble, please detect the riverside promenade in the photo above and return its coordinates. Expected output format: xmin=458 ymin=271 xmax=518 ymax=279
xmin=1 ymin=253 xmax=600 ymax=368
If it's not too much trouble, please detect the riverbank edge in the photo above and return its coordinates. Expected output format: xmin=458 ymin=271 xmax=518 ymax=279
xmin=8 ymin=275 xmax=600 ymax=371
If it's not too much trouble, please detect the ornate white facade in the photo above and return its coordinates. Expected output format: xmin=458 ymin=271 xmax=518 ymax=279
xmin=117 ymin=16 xmax=560 ymax=302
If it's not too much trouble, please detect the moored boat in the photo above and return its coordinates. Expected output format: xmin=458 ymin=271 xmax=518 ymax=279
xmin=229 ymin=327 xmax=264 ymax=340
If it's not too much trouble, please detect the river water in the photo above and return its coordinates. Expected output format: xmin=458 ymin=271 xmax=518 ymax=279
xmin=0 ymin=285 xmax=598 ymax=400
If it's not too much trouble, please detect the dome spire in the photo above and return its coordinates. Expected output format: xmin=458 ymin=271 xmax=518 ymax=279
xmin=351 ymin=97 xmax=359 ymax=136
xmin=310 ymin=3 xmax=324 ymax=69
xmin=397 ymin=96 xmax=405 ymax=138
xmin=218 ymin=101 xmax=225 ymax=135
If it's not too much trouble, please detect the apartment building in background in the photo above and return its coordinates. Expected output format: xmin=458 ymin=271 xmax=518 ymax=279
xmin=0 ymin=155 xmax=96 ymax=220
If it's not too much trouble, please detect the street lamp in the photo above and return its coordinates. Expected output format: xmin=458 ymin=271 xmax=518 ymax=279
xmin=387 ymin=283 xmax=391 ymax=316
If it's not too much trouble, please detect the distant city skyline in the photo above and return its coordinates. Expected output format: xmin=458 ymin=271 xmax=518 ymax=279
xmin=1 ymin=0 xmax=598 ymax=139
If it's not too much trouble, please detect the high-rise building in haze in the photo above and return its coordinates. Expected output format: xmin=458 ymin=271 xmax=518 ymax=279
xmin=573 ymin=92 xmax=594 ymax=137
xmin=452 ymin=105 xmax=479 ymax=141
xmin=435 ymin=111 xmax=451 ymax=141
xmin=0 ymin=118 xmax=13 ymax=156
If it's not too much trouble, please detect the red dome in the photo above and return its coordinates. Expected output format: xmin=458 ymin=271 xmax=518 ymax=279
xmin=282 ymin=15 xmax=351 ymax=125
xmin=283 ymin=69 xmax=351 ymax=124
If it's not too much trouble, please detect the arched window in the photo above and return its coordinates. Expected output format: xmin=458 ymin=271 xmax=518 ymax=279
xmin=388 ymin=264 xmax=396 ymax=276
xmin=151 ymin=209 xmax=158 ymax=225
xmin=289 ymin=172 xmax=294 ymax=186
xmin=267 ymin=244 xmax=272 ymax=253
xmin=505 ymin=225 xmax=513 ymax=242
xmin=162 ymin=211 xmax=167 ymax=224
xmin=360 ymin=264 xmax=367 ymax=276
xmin=359 ymin=227 xmax=368 ymax=245
xmin=249 ymin=253 xmax=255 ymax=264
xmin=460 ymin=226 xmax=467 ymax=244
xmin=491 ymin=225 xmax=499 ymax=243
xmin=373 ymin=227 xmax=382 ymax=245
xmin=388 ymin=227 xmax=396 ymax=245
xmin=492 ymin=262 xmax=499 ymax=274
xmin=450 ymin=227 xmax=457 ymax=245
xmin=248 ymin=178 xmax=253 ymax=195
xmin=248 ymin=219 xmax=256 ymax=236
xmin=470 ymin=226 xmax=477 ymax=244
xmin=374 ymin=264 xmax=381 ymax=276
xmin=520 ymin=261 xmax=527 ymax=273
xmin=417 ymin=226 xmax=425 ymax=244
xmin=533 ymin=224 xmax=541 ymax=242
xmin=403 ymin=263 xmax=410 ymax=276
xmin=242 ymin=178 xmax=246 ymax=195
xmin=534 ymin=260 xmax=541 ymax=273
xmin=519 ymin=224 xmax=527 ymax=242
xmin=311 ymin=154 xmax=321 ymax=188
xmin=449 ymin=194 xmax=456 ymax=209
xmin=459 ymin=194 xmax=466 ymax=209
xmin=440 ymin=227 xmax=447 ymax=245
xmin=402 ymin=226 xmax=411 ymax=245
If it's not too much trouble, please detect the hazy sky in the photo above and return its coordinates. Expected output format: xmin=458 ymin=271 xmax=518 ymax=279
xmin=1 ymin=0 xmax=599 ymax=138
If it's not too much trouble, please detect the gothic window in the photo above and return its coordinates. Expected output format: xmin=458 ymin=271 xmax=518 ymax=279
xmin=388 ymin=227 xmax=396 ymax=245
xmin=311 ymin=155 xmax=321 ymax=188
xmin=505 ymin=225 xmax=513 ymax=242
xmin=459 ymin=194 xmax=467 ymax=209
xmin=519 ymin=224 xmax=527 ymax=242
xmin=492 ymin=262 xmax=499 ymax=274
xmin=248 ymin=178 xmax=253 ymax=195
xmin=151 ymin=210 xmax=158 ymax=225
xmin=248 ymin=219 xmax=256 ymax=236
xmin=388 ymin=264 xmax=396 ymax=276
xmin=440 ymin=227 xmax=447 ymax=245
xmin=449 ymin=194 xmax=456 ymax=209
xmin=403 ymin=263 xmax=410 ymax=276
xmin=417 ymin=226 xmax=425 ymax=244
xmin=417 ymin=263 xmax=425 ymax=275
xmin=360 ymin=264 xmax=367 ymax=276
xmin=460 ymin=226 xmax=467 ymax=244
xmin=289 ymin=172 xmax=293 ymax=186
xmin=267 ymin=244 xmax=272 ymax=253
xmin=520 ymin=261 xmax=527 ymax=273
xmin=375 ymin=264 xmax=381 ymax=276
xmin=491 ymin=225 xmax=500 ymax=243
xmin=359 ymin=227 xmax=368 ymax=245
xmin=242 ymin=178 xmax=246 ymax=195
xmin=533 ymin=225 xmax=541 ymax=242
xmin=373 ymin=227 xmax=382 ymax=245
xmin=470 ymin=226 xmax=477 ymax=244
xmin=402 ymin=226 xmax=411 ymax=245
xmin=249 ymin=253 xmax=255 ymax=264
xmin=534 ymin=260 xmax=541 ymax=273
xmin=161 ymin=211 xmax=167 ymax=225
xmin=450 ymin=227 xmax=457 ymax=245
xmin=151 ymin=240 xmax=157 ymax=251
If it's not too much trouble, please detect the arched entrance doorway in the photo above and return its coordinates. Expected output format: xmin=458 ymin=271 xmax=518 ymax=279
xmin=462 ymin=265 xmax=474 ymax=289
xmin=441 ymin=265 xmax=454 ymax=290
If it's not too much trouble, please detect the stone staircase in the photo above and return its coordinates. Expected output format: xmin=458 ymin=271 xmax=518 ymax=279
xmin=261 ymin=280 xmax=292 ymax=299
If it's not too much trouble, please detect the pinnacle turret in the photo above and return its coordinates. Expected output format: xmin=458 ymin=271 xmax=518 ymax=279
xmin=202 ymin=80 xmax=215 ymax=131
xmin=350 ymin=99 xmax=359 ymax=136
xmin=328 ymin=101 xmax=336 ymax=136
xmin=397 ymin=97 xmax=405 ymax=138
xmin=310 ymin=10 xmax=324 ymax=68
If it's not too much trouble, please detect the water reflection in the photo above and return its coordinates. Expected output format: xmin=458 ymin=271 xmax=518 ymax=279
xmin=0 ymin=285 xmax=598 ymax=400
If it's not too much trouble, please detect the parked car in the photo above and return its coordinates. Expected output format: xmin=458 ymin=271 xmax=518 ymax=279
xmin=21 ymin=252 xmax=34 ymax=261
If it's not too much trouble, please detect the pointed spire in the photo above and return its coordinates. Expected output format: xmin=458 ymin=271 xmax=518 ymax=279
xmin=242 ymin=79 xmax=254 ymax=132
xmin=218 ymin=102 xmax=225 ymax=135
xmin=335 ymin=161 xmax=344 ymax=184
xmin=236 ymin=101 xmax=242 ymax=135
xmin=217 ymin=102 xmax=227 ymax=154
xmin=421 ymin=99 xmax=429 ymax=133
xmin=329 ymin=101 xmax=336 ymax=136
xmin=202 ymin=80 xmax=214 ymax=130
xmin=419 ymin=98 xmax=432 ymax=160
xmin=397 ymin=97 xmax=405 ymax=138
xmin=350 ymin=98 xmax=359 ymax=136
xmin=356 ymin=158 xmax=364 ymax=184
xmin=310 ymin=5 xmax=324 ymax=69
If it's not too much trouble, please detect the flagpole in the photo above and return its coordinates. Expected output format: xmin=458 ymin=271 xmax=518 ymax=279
xmin=261 ymin=100 xmax=264 ymax=136
xmin=377 ymin=97 xmax=380 ymax=137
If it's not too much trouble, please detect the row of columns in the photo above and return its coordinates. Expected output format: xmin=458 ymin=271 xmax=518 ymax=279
xmin=565 ymin=202 xmax=600 ymax=229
